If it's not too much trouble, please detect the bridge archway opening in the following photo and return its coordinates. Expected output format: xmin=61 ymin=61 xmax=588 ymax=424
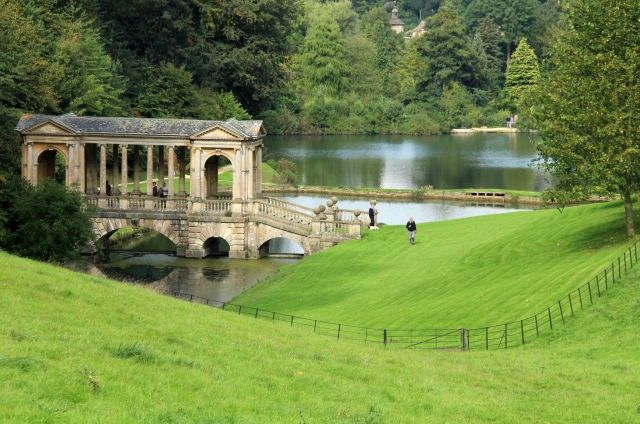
xmin=37 ymin=149 xmax=66 ymax=185
xmin=258 ymin=237 xmax=305 ymax=258
xmin=97 ymin=227 xmax=177 ymax=253
xmin=204 ymin=154 xmax=231 ymax=199
xmin=202 ymin=237 xmax=230 ymax=257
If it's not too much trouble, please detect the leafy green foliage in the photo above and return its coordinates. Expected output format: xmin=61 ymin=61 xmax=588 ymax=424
xmin=0 ymin=177 xmax=96 ymax=262
xmin=52 ymin=3 xmax=126 ymax=116
xmin=503 ymin=38 xmax=539 ymax=104
xmin=298 ymin=19 xmax=348 ymax=97
xmin=530 ymin=0 xmax=640 ymax=236
xmin=273 ymin=159 xmax=298 ymax=185
xmin=464 ymin=0 xmax=539 ymax=61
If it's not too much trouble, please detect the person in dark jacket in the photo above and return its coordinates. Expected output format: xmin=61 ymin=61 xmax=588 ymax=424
xmin=406 ymin=217 xmax=417 ymax=245
xmin=368 ymin=206 xmax=375 ymax=228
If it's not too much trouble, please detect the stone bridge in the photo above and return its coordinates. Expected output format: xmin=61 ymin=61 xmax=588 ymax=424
xmin=90 ymin=195 xmax=363 ymax=259
xmin=16 ymin=113 xmax=363 ymax=259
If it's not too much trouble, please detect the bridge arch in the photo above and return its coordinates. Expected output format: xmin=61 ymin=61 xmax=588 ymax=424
xmin=92 ymin=217 xmax=183 ymax=249
xmin=35 ymin=146 xmax=69 ymax=185
xmin=257 ymin=237 xmax=305 ymax=257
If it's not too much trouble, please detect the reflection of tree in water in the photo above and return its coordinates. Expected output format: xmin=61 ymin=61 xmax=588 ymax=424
xmin=95 ymin=254 xmax=175 ymax=283
xmin=202 ymin=268 xmax=231 ymax=281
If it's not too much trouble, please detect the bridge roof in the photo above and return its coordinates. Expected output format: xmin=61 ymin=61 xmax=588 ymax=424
xmin=16 ymin=113 xmax=265 ymax=139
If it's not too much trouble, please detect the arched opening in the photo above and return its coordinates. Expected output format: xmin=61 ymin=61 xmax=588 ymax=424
xmin=37 ymin=149 xmax=66 ymax=185
xmin=202 ymin=237 xmax=230 ymax=257
xmin=258 ymin=237 xmax=305 ymax=258
xmin=97 ymin=227 xmax=177 ymax=253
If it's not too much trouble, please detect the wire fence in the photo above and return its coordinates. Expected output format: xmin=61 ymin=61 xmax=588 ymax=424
xmin=156 ymin=241 xmax=639 ymax=351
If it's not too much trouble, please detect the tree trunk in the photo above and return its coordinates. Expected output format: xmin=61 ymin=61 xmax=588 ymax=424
xmin=506 ymin=43 xmax=511 ymax=67
xmin=624 ymin=191 xmax=635 ymax=237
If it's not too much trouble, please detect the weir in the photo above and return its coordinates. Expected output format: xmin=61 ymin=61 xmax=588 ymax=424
xmin=16 ymin=114 xmax=362 ymax=259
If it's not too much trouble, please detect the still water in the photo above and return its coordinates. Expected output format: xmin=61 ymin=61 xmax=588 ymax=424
xmin=81 ymin=253 xmax=298 ymax=303
xmin=265 ymin=133 xmax=547 ymax=191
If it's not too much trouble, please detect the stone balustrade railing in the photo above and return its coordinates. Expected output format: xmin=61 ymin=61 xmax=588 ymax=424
xmin=255 ymin=200 xmax=313 ymax=225
xmin=262 ymin=196 xmax=315 ymax=216
xmin=204 ymin=200 xmax=232 ymax=214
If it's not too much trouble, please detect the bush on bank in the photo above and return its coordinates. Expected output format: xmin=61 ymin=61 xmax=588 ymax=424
xmin=0 ymin=175 xmax=95 ymax=262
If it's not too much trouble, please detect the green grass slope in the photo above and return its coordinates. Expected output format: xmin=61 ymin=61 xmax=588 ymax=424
xmin=234 ymin=200 xmax=638 ymax=329
xmin=1 ymin=252 xmax=640 ymax=422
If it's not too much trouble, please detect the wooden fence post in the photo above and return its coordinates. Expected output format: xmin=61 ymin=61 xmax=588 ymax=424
xmin=568 ymin=294 xmax=574 ymax=316
xmin=548 ymin=307 xmax=553 ymax=330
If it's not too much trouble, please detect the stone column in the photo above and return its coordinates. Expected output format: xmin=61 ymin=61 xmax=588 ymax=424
xmin=99 ymin=144 xmax=107 ymax=196
xmin=247 ymin=147 xmax=255 ymax=201
xmin=158 ymin=146 xmax=165 ymax=186
xmin=167 ymin=146 xmax=175 ymax=196
xmin=146 ymin=145 xmax=154 ymax=196
xmin=112 ymin=144 xmax=119 ymax=195
xmin=26 ymin=142 xmax=34 ymax=184
xmin=131 ymin=145 xmax=141 ymax=195
xmin=121 ymin=145 xmax=128 ymax=195
xmin=190 ymin=147 xmax=202 ymax=212
xmin=256 ymin=146 xmax=263 ymax=197
xmin=178 ymin=146 xmax=186 ymax=197
xmin=77 ymin=143 xmax=85 ymax=193
xmin=231 ymin=148 xmax=240 ymax=200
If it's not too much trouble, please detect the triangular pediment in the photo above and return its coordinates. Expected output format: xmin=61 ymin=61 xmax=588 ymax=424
xmin=23 ymin=120 xmax=75 ymax=135
xmin=191 ymin=125 xmax=244 ymax=141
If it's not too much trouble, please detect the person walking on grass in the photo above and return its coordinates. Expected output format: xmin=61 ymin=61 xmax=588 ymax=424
xmin=406 ymin=217 xmax=417 ymax=245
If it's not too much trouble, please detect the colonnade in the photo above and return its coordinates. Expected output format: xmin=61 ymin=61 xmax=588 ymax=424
xmin=25 ymin=142 xmax=263 ymax=204
xmin=90 ymin=144 xmax=189 ymax=198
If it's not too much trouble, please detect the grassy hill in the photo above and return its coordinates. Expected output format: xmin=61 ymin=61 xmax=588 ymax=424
xmin=234 ymin=200 xmax=638 ymax=329
xmin=1 ymin=251 xmax=640 ymax=422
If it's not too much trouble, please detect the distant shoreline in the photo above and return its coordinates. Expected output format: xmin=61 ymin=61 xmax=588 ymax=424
xmin=261 ymin=185 xmax=609 ymax=206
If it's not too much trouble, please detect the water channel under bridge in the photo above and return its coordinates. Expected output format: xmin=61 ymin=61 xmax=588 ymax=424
xmin=90 ymin=195 xmax=363 ymax=259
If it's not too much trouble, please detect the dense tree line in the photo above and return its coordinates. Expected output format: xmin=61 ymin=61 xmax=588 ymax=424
xmin=261 ymin=0 xmax=558 ymax=134
xmin=0 ymin=0 xmax=562 ymax=162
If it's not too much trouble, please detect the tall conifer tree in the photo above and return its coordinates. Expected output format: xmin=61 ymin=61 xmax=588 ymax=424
xmin=504 ymin=38 xmax=539 ymax=103
xmin=298 ymin=20 xmax=348 ymax=97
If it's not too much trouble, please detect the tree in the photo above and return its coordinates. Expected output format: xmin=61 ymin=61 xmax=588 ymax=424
xmin=464 ymin=0 xmax=539 ymax=64
xmin=412 ymin=3 xmax=484 ymax=98
xmin=503 ymin=38 xmax=539 ymax=104
xmin=136 ymin=63 xmax=199 ymax=118
xmin=475 ymin=16 xmax=504 ymax=88
xmin=0 ymin=177 xmax=96 ymax=262
xmin=530 ymin=0 xmax=640 ymax=237
xmin=53 ymin=3 xmax=126 ymax=116
xmin=297 ymin=19 xmax=348 ymax=98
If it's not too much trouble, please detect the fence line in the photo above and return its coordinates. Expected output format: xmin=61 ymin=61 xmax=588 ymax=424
xmin=156 ymin=241 xmax=639 ymax=351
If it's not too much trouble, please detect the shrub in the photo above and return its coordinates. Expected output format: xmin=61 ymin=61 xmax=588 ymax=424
xmin=273 ymin=159 xmax=298 ymax=185
xmin=0 ymin=176 xmax=96 ymax=262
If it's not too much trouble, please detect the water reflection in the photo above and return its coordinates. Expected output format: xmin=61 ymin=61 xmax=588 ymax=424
xmin=264 ymin=133 xmax=548 ymax=191
xmin=80 ymin=252 xmax=297 ymax=303
xmin=275 ymin=195 xmax=541 ymax=225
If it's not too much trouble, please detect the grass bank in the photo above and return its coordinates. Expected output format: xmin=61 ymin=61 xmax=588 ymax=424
xmin=2 ymin=251 xmax=640 ymax=422
xmin=234 ymin=200 xmax=637 ymax=329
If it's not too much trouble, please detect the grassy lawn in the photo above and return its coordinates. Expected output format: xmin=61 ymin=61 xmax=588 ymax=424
xmin=234 ymin=200 xmax=638 ymax=329
xmin=1 ymin=251 xmax=640 ymax=422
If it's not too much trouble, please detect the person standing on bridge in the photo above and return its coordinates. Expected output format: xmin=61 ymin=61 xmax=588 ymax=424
xmin=406 ymin=217 xmax=417 ymax=245
xmin=160 ymin=182 xmax=168 ymax=198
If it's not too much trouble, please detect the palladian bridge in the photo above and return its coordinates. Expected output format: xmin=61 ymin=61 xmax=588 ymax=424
xmin=16 ymin=114 xmax=363 ymax=258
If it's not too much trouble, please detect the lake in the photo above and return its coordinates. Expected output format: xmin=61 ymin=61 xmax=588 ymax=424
xmin=264 ymin=133 xmax=548 ymax=191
